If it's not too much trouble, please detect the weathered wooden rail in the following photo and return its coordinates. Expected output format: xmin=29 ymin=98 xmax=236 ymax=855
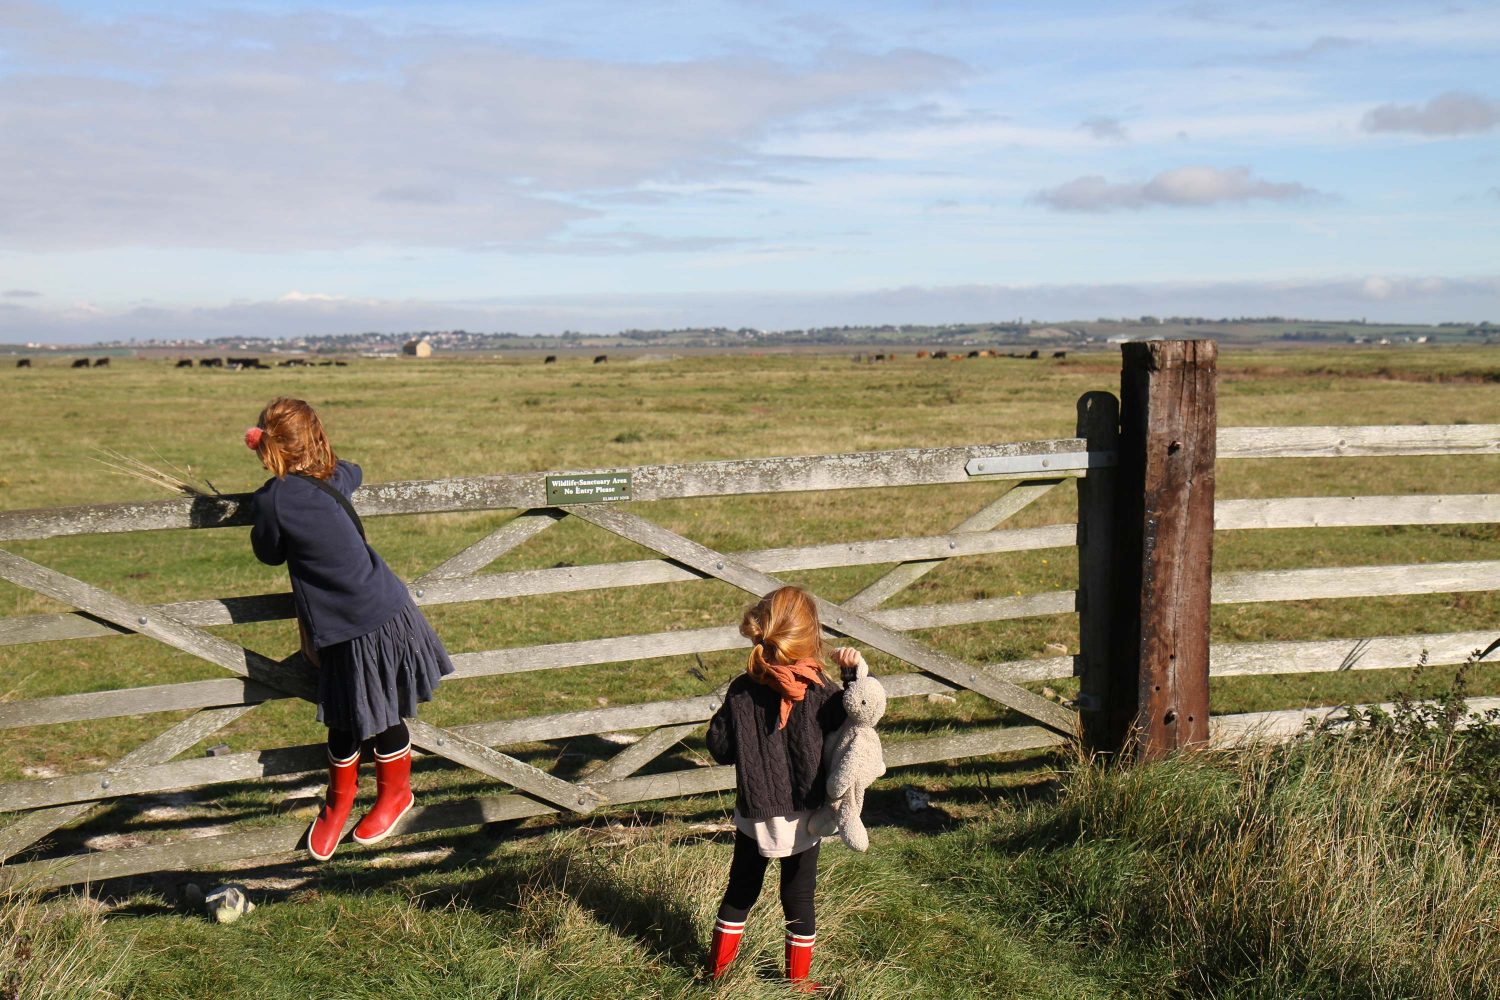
xmin=0 ymin=434 xmax=1095 ymax=889
xmin=0 ymin=341 xmax=1496 ymax=889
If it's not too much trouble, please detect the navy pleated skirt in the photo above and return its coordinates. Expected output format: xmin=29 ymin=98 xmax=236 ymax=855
xmin=315 ymin=599 xmax=454 ymax=740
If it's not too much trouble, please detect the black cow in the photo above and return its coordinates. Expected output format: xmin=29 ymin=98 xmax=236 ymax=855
xmin=544 ymin=355 xmax=557 ymax=364
xmin=1052 ymin=351 xmax=1067 ymax=359
xmin=15 ymin=358 xmax=30 ymax=368
xmin=199 ymin=357 xmax=223 ymax=368
xmin=71 ymin=357 xmax=90 ymax=368
xmin=932 ymin=350 xmax=948 ymax=359
xmin=93 ymin=357 xmax=110 ymax=367
xmin=1027 ymin=349 xmax=1039 ymax=359
xmin=594 ymin=354 xmax=608 ymax=364
xmin=175 ymin=358 xmax=193 ymax=368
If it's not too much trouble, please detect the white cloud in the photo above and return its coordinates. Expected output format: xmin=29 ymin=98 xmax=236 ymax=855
xmin=1254 ymin=35 xmax=1362 ymax=65
xmin=278 ymin=291 xmax=348 ymax=303
xmin=1034 ymin=166 xmax=1319 ymax=212
xmin=0 ymin=8 xmax=961 ymax=253
xmin=1361 ymin=91 xmax=1500 ymax=136
xmin=1079 ymin=116 xmax=1129 ymax=142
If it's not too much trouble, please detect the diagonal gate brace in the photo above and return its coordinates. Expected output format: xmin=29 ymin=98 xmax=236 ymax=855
xmin=407 ymin=720 xmax=605 ymax=814
xmin=561 ymin=505 xmax=1077 ymax=737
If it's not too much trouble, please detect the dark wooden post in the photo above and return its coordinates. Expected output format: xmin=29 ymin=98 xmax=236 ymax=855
xmin=1075 ymin=391 xmax=1119 ymax=752
xmin=1106 ymin=340 xmax=1217 ymax=759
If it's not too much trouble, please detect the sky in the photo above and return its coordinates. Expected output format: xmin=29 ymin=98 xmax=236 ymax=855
xmin=0 ymin=0 xmax=1497 ymax=342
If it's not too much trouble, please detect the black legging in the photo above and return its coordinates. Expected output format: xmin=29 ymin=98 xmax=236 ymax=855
xmin=327 ymin=720 xmax=409 ymax=761
xmin=716 ymin=830 xmax=819 ymax=936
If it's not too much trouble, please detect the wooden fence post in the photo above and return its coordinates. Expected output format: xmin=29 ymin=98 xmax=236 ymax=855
xmin=1108 ymin=340 xmax=1217 ymax=759
xmin=1075 ymin=391 xmax=1119 ymax=752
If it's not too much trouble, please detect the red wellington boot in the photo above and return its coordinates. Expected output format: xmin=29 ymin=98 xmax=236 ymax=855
xmin=785 ymin=932 xmax=819 ymax=992
xmin=307 ymin=748 xmax=360 ymax=861
xmin=352 ymin=742 xmax=414 ymax=845
xmin=707 ymin=916 xmax=745 ymax=979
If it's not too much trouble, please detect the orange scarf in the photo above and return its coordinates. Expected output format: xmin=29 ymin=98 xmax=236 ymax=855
xmin=747 ymin=646 xmax=826 ymax=730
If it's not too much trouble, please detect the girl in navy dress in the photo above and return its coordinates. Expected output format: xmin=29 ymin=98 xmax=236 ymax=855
xmin=247 ymin=397 xmax=453 ymax=860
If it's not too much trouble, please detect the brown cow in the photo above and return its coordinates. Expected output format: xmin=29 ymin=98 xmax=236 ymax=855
xmin=594 ymin=354 xmax=608 ymax=364
xmin=915 ymin=350 xmax=929 ymax=359
xmin=93 ymin=357 xmax=110 ymax=367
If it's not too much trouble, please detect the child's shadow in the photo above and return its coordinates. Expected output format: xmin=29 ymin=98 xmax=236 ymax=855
xmin=554 ymin=857 xmax=705 ymax=969
xmin=439 ymin=836 xmax=712 ymax=973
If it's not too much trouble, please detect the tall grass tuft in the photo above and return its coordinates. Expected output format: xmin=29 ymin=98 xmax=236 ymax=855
xmin=0 ymin=875 xmax=131 ymax=999
xmin=971 ymin=711 xmax=1500 ymax=999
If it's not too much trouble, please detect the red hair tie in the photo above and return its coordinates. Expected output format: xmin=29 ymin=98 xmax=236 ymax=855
xmin=244 ymin=426 xmax=264 ymax=450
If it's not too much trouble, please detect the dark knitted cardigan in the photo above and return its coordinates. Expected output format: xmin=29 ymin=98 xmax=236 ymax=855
xmin=706 ymin=672 xmax=847 ymax=821
xmin=250 ymin=459 xmax=409 ymax=648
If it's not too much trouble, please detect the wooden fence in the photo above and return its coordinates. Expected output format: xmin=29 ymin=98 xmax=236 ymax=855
xmin=0 ymin=340 xmax=1496 ymax=889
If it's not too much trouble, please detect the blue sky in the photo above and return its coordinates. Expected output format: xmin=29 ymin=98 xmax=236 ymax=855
xmin=1 ymin=0 xmax=1497 ymax=341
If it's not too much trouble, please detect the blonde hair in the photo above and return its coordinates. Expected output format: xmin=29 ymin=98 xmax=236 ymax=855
xmin=740 ymin=586 xmax=828 ymax=672
xmin=253 ymin=397 xmax=337 ymax=480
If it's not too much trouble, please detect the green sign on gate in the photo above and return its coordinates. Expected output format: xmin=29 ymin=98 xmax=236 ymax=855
xmin=545 ymin=472 xmax=633 ymax=504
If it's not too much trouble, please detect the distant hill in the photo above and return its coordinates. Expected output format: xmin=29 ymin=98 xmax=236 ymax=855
xmin=4 ymin=318 xmax=1495 ymax=353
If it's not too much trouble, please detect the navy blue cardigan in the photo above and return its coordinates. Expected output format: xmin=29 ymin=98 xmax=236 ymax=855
xmin=706 ymin=673 xmax=846 ymax=820
xmin=250 ymin=460 xmax=410 ymax=648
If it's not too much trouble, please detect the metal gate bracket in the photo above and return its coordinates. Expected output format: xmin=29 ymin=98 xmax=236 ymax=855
xmin=965 ymin=451 xmax=1116 ymax=477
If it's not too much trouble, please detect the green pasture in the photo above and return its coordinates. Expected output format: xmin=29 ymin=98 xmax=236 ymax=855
xmin=1 ymin=345 xmax=1497 ymax=998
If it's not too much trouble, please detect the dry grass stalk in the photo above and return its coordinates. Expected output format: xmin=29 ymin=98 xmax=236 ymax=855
xmin=91 ymin=447 xmax=222 ymax=498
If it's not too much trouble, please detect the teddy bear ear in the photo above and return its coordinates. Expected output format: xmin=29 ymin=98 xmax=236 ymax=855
xmin=855 ymin=659 xmax=869 ymax=679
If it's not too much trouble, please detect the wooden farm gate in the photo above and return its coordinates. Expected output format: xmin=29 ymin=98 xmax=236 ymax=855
xmin=0 ymin=426 xmax=1090 ymax=890
xmin=1 ymin=339 xmax=1496 ymax=890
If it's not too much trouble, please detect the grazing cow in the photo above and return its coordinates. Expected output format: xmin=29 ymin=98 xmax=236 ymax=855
xmin=874 ymin=353 xmax=887 ymax=361
xmin=967 ymin=350 xmax=980 ymax=358
xmin=932 ymin=350 xmax=948 ymax=359
xmin=544 ymin=355 xmax=557 ymax=364
xmin=1027 ymin=349 xmax=1039 ymax=359
xmin=175 ymin=358 xmax=193 ymax=368
xmin=916 ymin=350 xmax=929 ymax=359
xmin=199 ymin=357 xmax=223 ymax=368
xmin=594 ymin=354 xmax=608 ymax=364
xmin=334 ymin=361 xmax=347 ymax=366
xmin=951 ymin=353 xmax=965 ymax=361
xmin=71 ymin=358 xmax=90 ymax=368
xmin=15 ymin=358 xmax=30 ymax=368
xmin=93 ymin=357 xmax=110 ymax=367
xmin=1052 ymin=351 xmax=1067 ymax=359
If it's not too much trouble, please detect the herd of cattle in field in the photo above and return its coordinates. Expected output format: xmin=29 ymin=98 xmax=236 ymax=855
xmin=11 ymin=356 xmax=349 ymax=369
xmin=13 ymin=348 xmax=1067 ymax=369
xmin=857 ymin=349 xmax=1067 ymax=362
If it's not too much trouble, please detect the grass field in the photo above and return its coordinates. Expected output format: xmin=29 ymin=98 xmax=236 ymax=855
xmin=1 ymin=344 xmax=1498 ymax=998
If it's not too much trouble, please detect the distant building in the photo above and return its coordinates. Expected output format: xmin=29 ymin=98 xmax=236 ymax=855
xmin=402 ymin=336 xmax=433 ymax=358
